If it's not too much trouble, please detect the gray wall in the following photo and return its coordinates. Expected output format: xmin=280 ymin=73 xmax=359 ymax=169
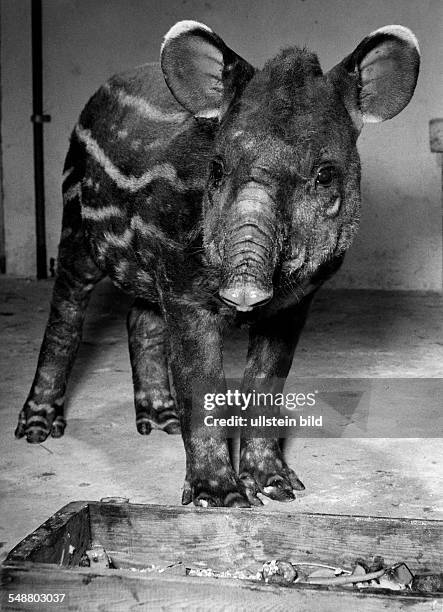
xmin=1 ymin=0 xmax=442 ymax=289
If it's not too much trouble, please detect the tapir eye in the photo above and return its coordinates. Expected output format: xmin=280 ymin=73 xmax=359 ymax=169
xmin=315 ymin=166 xmax=335 ymax=187
xmin=209 ymin=157 xmax=225 ymax=187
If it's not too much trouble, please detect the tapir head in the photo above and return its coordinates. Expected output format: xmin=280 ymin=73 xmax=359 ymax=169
xmin=161 ymin=21 xmax=420 ymax=311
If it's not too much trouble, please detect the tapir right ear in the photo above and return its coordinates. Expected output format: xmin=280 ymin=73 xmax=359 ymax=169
xmin=161 ymin=20 xmax=254 ymax=119
xmin=332 ymin=25 xmax=420 ymax=127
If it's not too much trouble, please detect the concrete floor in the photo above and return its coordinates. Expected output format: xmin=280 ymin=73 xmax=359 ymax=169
xmin=0 ymin=277 xmax=442 ymax=563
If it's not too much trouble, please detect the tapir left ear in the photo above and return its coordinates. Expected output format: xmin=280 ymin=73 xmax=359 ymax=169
xmin=161 ymin=20 xmax=254 ymax=119
xmin=332 ymin=25 xmax=420 ymax=126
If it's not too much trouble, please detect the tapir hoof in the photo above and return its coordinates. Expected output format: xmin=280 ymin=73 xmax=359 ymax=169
xmin=15 ymin=404 xmax=66 ymax=443
xmin=135 ymin=396 xmax=180 ymax=435
xmin=182 ymin=472 xmax=261 ymax=508
xmin=239 ymin=441 xmax=305 ymax=501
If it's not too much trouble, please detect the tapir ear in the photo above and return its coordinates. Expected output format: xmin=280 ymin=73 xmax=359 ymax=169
xmin=334 ymin=25 xmax=420 ymax=125
xmin=161 ymin=20 xmax=254 ymax=119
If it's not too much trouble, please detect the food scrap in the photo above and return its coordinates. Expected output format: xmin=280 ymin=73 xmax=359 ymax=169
xmin=185 ymin=557 xmax=442 ymax=594
xmin=262 ymin=560 xmax=298 ymax=585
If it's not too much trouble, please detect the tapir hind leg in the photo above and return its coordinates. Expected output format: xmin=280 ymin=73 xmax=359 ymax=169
xmin=15 ymin=190 xmax=105 ymax=443
xmin=239 ymin=294 xmax=315 ymax=501
xmin=127 ymin=299 xmax=180 ymax=435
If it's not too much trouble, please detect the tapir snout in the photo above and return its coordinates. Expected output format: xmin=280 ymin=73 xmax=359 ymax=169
xmin=219 ymin=284 xmax=273 ymax=311
xmin=217 ymin=179 xmax=278 ymax=311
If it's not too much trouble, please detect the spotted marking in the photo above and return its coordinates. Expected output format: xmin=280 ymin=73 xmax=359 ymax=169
xmin=135 ymin=391 xmax=148 ymax=401
xmin=152 ymin=398 xmax=174 ymax=409
xmin=36 ymin=370 xmax=57 ymax=383
xmin=231 ymin=129 xmax=244 ymax=138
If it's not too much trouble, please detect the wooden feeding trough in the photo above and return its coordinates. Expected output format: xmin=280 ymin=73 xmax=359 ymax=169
xmin=1 ymin=500 xmax=442 ymax=611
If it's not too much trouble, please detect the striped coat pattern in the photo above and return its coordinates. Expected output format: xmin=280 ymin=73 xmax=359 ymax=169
xmin=16 ymin=21 xmax=419 ymax=507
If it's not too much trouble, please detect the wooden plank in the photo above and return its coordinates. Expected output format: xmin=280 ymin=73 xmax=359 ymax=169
xmin=5 ymin=501 xmax=90 ymax=567
xmin=89 ymin=503 xmax=443 ymax=573
xmin=1 ymin=563 xmax=440 ymax=612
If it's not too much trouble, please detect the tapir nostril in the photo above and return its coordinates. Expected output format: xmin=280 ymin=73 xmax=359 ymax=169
xmin=219 ymin=285 xmax=273 ymax=311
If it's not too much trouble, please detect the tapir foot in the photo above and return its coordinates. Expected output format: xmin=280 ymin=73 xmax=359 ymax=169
xmin=239 ymin=439 xmax=305 ymax=502
xmin=134 ymin=392 xmax=180 ymax=435
xmin=182 ymin=472 xmax=260 ymax=508
xmin=15 ymin=401 xmax=66 ymax=443
xmin=181 ymin=449 xmax=262 ymax=507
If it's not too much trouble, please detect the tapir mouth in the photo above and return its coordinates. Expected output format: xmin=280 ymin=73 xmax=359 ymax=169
xmin=219 ymin=283 xmax=273 ymax=311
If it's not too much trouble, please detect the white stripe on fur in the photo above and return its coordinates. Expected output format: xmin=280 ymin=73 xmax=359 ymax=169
xmin=81 ymin=204 xmax=124 ymax=221
xmin=75 ymin=124 xmax=187 ymax=193
xmin=130 ymin=214 xmax=181 ymax=249
xmin=64 ymin=182 xmax=82 ymax=202
xmin=62 ymin=166 xmax=74 ymax=181
xmin=135 ymin=269 xmax=153 ymax=284
xmin=103 ymin=228 xmax=134 ymax=248
xmin=114 ymin=260 xmax=130 ymax=281
xmin=115 ymin=89 xmax=189 ymax=123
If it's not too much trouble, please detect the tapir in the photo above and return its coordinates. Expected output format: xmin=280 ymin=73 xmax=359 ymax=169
xmin=15 ymin=21 xmax=420 ymax=507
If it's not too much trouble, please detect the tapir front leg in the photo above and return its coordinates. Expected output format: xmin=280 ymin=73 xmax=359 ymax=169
xmin=239 ymin=295 xmax=314 ymax=501
xmin=15 ymin=238 xmax=104 ymax=443
xmin=127 ymin=299 xmax=180 ymax=435
xmin=163 ymin=301 xmax=254 ymax=507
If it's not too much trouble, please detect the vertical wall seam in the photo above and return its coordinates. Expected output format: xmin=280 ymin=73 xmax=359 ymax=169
xmin=0 ymin=3 xmax=6 ymax=273
xmin=31 ymin=0 xmax=48 ymax=279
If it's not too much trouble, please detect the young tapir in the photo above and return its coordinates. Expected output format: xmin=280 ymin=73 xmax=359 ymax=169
xmin=15 ymin=21 xmax=419 ymax=507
